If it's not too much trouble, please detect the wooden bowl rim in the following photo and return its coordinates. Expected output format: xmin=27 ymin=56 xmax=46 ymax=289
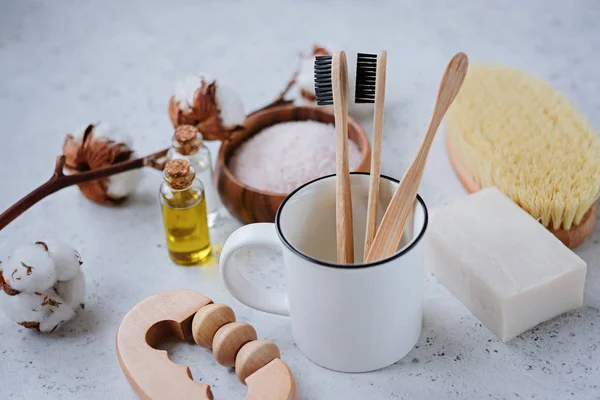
xmin=218 ymin=104 xmax=371 ymax=198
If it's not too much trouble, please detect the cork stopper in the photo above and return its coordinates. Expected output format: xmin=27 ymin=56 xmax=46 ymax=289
xmin=164 ymin=159 xmax=195 ymax=190
xmin=173 ymin=125 xmax=202 ymax=155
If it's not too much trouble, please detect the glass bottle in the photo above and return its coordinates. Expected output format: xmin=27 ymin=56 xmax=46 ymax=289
xmin=167 ymin=125 xmax=221 ymax=227
xmin=160 ymin=159 xmax=211 ymax=266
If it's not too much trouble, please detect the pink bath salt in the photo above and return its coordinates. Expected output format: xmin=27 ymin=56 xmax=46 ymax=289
xmin=229 ymin=120 xmax=363 ymax=194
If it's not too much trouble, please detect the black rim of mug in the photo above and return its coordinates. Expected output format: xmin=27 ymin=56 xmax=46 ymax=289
xmin=274 ymin=172 xmax=429 ymax=269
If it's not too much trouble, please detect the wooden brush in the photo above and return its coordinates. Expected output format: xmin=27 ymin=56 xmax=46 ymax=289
xmin=314 ymin=51 xmax=354 ymax=264
xmin=366 ymin=52 xmax=469 ymax=262
xmin=445 ymin=63 xmax=600 ymax=248
xmin=355 ymin=51 xmax=387 ymax=260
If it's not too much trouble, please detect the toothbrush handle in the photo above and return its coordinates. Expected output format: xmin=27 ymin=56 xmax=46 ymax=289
xmin=366 ymin=52 xmax=469 ymax=262
xmin=332 ymin=51 xmax=354 ymax=264
xmin=364 ymin=135 xmax=431 ymax=263
xmin=364 ymin=51 xmax=387 ymax=260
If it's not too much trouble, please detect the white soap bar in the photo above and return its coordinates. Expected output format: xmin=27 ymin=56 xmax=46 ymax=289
xmin=425 ymin=187 xmax=587 ymax=342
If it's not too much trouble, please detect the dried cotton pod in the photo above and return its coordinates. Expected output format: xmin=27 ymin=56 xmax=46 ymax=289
xmin=63 ymin=122 xmax=142 ymax=205
xmin=168 ymin=73 xmax=246 ymax=141
xmin=0 ymin=241 xmax=86 ymax=332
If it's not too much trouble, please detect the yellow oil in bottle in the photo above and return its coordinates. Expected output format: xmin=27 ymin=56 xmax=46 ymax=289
xmin=160 ymin=160 xmax=212 ymax=266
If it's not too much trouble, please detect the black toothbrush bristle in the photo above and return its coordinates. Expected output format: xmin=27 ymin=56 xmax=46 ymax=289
xmin=355 ymin=53 xmax=377 ymax=103
xmin=314 ymin=55 xmax=333 ymax=106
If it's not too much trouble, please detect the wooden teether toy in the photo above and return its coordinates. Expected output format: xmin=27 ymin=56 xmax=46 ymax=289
xmin=213 ymin=322 xmax=258 ymax=367
xmin=116 ymin=290 xmax=297 ymax=400
xmin=192 ymin=303 xmax=236 ymax=349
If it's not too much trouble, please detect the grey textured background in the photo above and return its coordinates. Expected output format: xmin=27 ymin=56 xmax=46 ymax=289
xmin=0 ymin=0 xmax=599 ymax=399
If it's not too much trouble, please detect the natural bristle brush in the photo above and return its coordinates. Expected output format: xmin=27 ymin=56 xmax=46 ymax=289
xmin=445 ymin=63 xmax=600 ymax=248
xmin=356 ymin=51 xmax=387 ymax=260
xmin=314 ymin=51 xmax=354 ymax=264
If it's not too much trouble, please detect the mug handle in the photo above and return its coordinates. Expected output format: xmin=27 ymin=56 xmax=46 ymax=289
xmin=219 ymin=223 xmax=290 ymax=316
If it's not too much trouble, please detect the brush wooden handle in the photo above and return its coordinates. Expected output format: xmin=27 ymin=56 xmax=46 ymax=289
xmin=366 ymin=52 xmax=469 ymax=262
xmin=332 ymin=51 xmax=354 ymax=264
xmin=364 ymin=50 xmax=387 ymax=260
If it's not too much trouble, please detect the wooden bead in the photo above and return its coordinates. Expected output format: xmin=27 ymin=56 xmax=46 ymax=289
xmin=246 ymin=359 xmax=297 ymax=400
xmin=235 ymin=340 xmax=281 ymax=384
xmin=192 ymin=304 xmax=236 ymax=348
xmin=212 ymin=322 xmax=257 ymax=367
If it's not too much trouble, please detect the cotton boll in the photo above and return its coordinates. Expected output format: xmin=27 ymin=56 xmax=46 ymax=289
xmin=89 ymin=125 xmax=140 ymax=199
xmin=37 ymin=289 xmax=75 ymax=332
xmin=0 ymin=290 xmax=76 ymax=332
xmin=93 ymin=122 xmax=134 ymax=148
xmin=174 ymin=73 xmax=213 ymax=111
xmin=169 ymin=72 xmax=246 ymax=141
xmin=66 ymin=122 xmax=134 ymax=152
xmin=174 ymin=76 xmax=198 ymax=110
xmin=42 ymin=240 xmax=82 ymax=281
xmin=74 ymin=121 xmax=131 ymax=143
xmin=71 ymin=124 xmax=89 ymax=143
xmin=56 ymin=270 xmax=85 ymax=312
xmin=0 ymin=242 xmax=86 ymax=333
xmin=39 ymin=303 xmax=75 ymax=332
xmin=105 ymin=163 xmax=142 ymax=199
xmin=215 ymin=84 xmax=246 ymax=127
xmin=63 ymin=122 xmax=141 ymax=205
xmin=3 ymin=243 xmax=56 ymax=293
xmin=0 ymin=292 xmax=49 ymax=328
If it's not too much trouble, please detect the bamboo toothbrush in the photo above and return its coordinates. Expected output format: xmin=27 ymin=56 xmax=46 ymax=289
xmin=365 ymin=52 xmax=469 ymax=262
xmin=314 ymin=51 xmax=354 ymax=264
xmin=355 ymin=51 xmax=387 ymax=260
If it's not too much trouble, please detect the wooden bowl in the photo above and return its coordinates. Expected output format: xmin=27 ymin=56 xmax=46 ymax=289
xmin=216 ymin=105 xmax=371 ymax=224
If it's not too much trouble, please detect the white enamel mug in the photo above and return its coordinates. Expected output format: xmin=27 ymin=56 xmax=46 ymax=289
xmin=219 ymin=173 xmax=428 ymax=372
